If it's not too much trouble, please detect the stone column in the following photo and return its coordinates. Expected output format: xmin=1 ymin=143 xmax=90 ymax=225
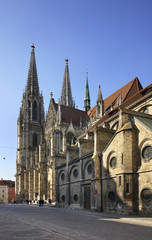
xmin=92 ymin=129 xmax=101 ymax=211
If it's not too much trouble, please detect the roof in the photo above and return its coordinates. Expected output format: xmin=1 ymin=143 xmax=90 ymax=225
xmin=134 ymin=116 xmax=152 ymax=132
xmin=0 ymin=180 xmax=15 ymax=187
xmin=60 ymin=104 xmax=88 ymax=126
xmin=0 ymin=180 xmax=6 ymax=186
xmin=88 ymin=77 xmax=143 ymax=120
xmin=87 ymin=82 xmax=152 ymax=133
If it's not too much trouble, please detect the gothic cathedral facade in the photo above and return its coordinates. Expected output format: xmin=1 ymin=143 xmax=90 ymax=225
xmin=16 ymin=45 xmax=152 ymax=215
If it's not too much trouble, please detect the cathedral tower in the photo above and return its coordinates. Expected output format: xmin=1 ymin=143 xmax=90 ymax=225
xmin=60 ymin=58 xmax=75 ymax=108
xmin=15 ymin=45 xmax=45 ymax=201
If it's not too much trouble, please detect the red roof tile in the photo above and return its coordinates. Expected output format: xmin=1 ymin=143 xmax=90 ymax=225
xmin=88 ymin=77 xmax=143 ymax=120
xmin=60 ymin=105 xmax=88 ymax=126
xmin=87 ymin=82 xmax=152 ymax=132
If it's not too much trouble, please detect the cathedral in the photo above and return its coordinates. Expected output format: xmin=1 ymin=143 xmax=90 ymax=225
xmin=16 ymin=45 xmax=152 ymax=215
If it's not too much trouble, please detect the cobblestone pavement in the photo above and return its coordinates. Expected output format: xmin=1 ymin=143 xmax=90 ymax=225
xmin=0 ymin=204 xmax=152 ymax=240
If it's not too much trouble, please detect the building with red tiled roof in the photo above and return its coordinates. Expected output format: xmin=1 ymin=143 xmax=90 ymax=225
xmin=88 ymin=77 xmax=143 ymax=121
xmin=55 ymin=80 xmax=152 ymax=216
xmin=0 ymin=179 xmax=15 ymax=203
xmin=15 ymin=46 xmax=152 ymax=216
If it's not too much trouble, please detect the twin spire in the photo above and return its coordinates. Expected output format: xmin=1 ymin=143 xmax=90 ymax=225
xmin=26 ymin=44 xmax=39 ymax=97
xmin=60 ymin=58 xmax=74 ymax=108
xmin=26 ymin=45 xmax=102 ymax=115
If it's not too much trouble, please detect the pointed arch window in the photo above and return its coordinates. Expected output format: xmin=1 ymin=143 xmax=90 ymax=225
xmin=33 ymin=133 xmax=37 ymax=147
xmin=33 ymin=101 xmax=37 ymax=121
xmin=54 ymin=131 xmax=63 ymax=153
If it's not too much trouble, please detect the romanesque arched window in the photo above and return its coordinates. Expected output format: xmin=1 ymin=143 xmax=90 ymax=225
xmin=33 ymin=101 xmax=37 ymax=121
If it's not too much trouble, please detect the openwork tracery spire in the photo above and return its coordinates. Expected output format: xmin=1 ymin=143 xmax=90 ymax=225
xmin=26 ymin=44 xmax=39 ymax=96
xmin=60 ymin=58 xmax=74 ymax=108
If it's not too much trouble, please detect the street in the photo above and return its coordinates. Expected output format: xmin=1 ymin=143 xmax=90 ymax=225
xmin=0 ymin=204 xmax=152 ymax=240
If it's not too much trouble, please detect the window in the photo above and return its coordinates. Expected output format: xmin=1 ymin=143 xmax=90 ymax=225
xmin=142 ymin=146 xmax=152 ymax=160
xmin=54 ymin=131 xmax=63 ymax=152
xmin=108 ymin=191 xmax=116 ymax=202
xmin=126 ymin=183 xmax=130 ymax=193
xmin=62 ymin=195 xmax=65 ymax=202
xmin=73 ymin=169 xmax=78 ymax=178
xmin=87 ymin=164 xmax=92 ymax=174
xmin=33 ymin=101 xmax=37 ymax=121
xmin=61 ymin=173 xmax=65 ymax=181
xmin=141 ymin=188 xmax=152 ymax=202
xmin=121 ymin=153 xmax=123 ymax=164
xmin=110 ymin=157 xmax=117 ymax=169
xmin=74 ymin=194 xmax=78 ymax=203
xmin=119 ymin=176 xmax=121 ymax=186
xmin=33 ymin=133 xmax=37 ymax=147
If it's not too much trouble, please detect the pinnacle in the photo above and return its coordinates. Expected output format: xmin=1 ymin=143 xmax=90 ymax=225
xmin=60 ymin=58 xmax=74 ymax=108
xmin=26 ymin=45 xmax=39 ymax=96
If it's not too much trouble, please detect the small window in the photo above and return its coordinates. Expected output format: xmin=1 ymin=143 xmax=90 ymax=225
xmin=87 ymin=164 xmax=92 ymax=174
xmin=33 ymin=101 xmax=37 ymax=121
xmin=61 ymin=173 xmax=65 ymax=181
xmin=121 ymin=153 xmax=123 ymax=164
xmin=126 ymin=183 xmax=130 ymax=193
xmin=108 ymin=191 xmax=116 ymax=202
xmin=73 ymin=169 xmax=78 ymax=178
xmin=62 ymin=195 xmax=65 ymax=202
xmin=142 ymin=146 xmax=152 ymax=160
xmin=119 ymin=176 xmax=121 ymax=186
xmin=73 ymin=194 xmax=78 ymax=203
xmin=141 ymin=188 xmax=152 ymax=202
xmin=110 ymin=157 xmax=117 ymax=169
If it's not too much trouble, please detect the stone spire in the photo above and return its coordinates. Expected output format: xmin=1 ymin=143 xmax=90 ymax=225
xmin=97 ymin=85 xmax=103 ymax=102
xmin=84 ymin=71 xmax=91 ymax=112
xmin=26 ymin=44 xmax=39 ymax=96
xmin=60 ymin=58 xmax=74 ymax=108
xmin=96 ymin=85 xmax=104 ymax=118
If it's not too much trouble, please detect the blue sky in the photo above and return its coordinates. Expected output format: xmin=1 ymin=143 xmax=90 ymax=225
xmin=0 ymin=0 xmax=152 ymax=180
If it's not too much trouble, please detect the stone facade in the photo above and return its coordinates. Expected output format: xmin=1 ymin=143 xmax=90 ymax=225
xmin=16 ymin=45 xmax=152 ymax=215
xmin=15 ymin=46 xmax=87 ymax=203
xmin=56 ymin=84 xmax=152 ymax=215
